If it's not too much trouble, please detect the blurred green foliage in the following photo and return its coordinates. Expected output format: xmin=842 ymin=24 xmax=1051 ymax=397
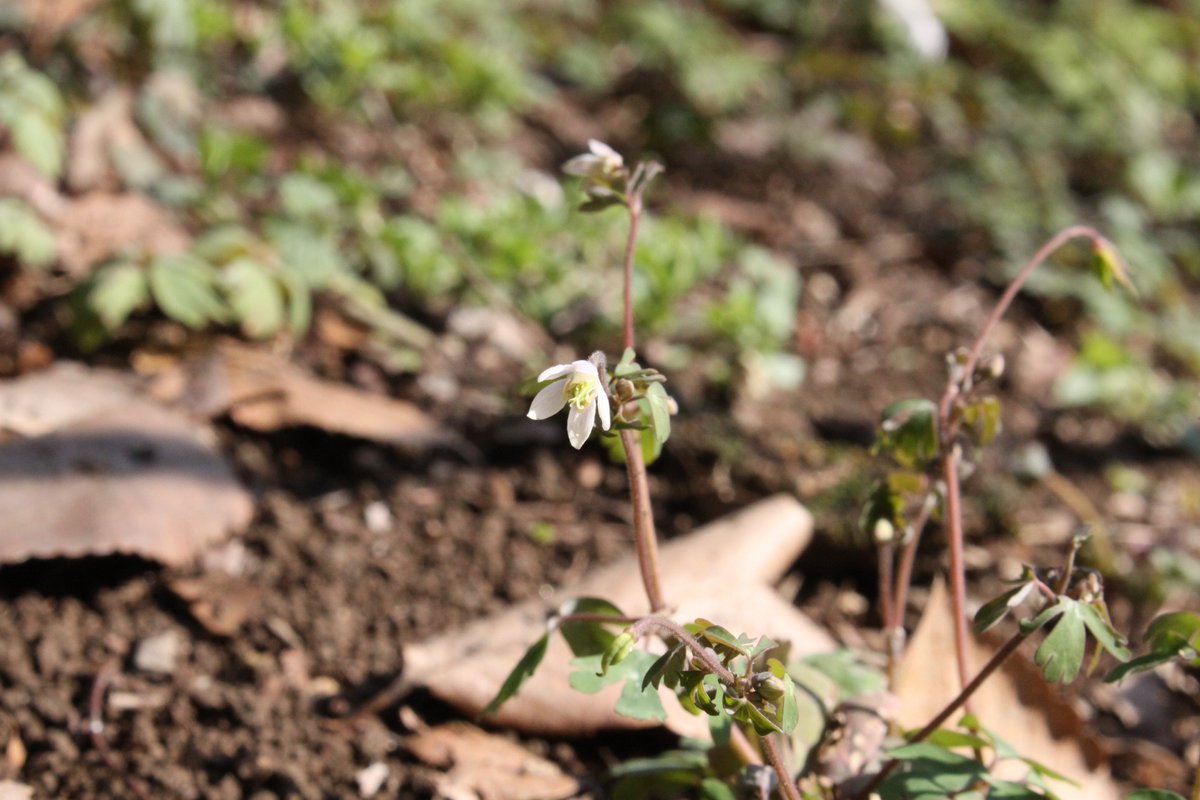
xmin=1 ymin=0 xmax=1199 ymax=424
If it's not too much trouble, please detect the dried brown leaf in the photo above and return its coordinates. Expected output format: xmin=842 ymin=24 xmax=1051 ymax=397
xmin=0 ymin=365 xmax=251 ymax=565
xmin=402 ymin=496 xmax=832 ymax=737
xmin=406 ymin=722 xmax=579 ymax=800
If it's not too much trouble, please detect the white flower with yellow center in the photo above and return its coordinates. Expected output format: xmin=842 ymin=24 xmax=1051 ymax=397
xmin=527 ymin=360 xmax=611 ymax=449
xmin=562 ymin=140 xmax=624 ymax=182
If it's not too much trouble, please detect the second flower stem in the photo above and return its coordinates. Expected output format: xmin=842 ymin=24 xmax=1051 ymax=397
xmin=620 ymin=428 xmax=666 ymax=612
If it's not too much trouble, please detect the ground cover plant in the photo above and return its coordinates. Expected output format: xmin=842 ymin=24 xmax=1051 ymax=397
xmin=0 ymin=0 xmax=1198 ymax=798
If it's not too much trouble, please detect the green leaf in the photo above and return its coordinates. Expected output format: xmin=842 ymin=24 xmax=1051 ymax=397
xmin=149 ymin=254 xmax=227 ymax=329
xmin=615 ymin=671 xmax=667 ymax=722
xmin=1078 ymin=602 xmax=1132 ymax=662
xmin=10 ymin=112 xmax=63 ymax=178
xmin=1106 ymin=651 xmax=1179 ymax=683
xmin=222 ymin=258 xmax=285 ymax=338
xmin=699 ymin=777 xmax=736 ymax=800
xmin=1124 ymin=791 xmax=1186 ymax=800
xmin=643 ymin=642 xmax=687 ymax=690
xmin=881 ymin=742 xmax=988 ymax=799
xmin=269 ymin=222 xmax=341 ymax=288
xmin=961 ymin=395 xmax=1003 ymax=446
xmin=798 ymin=650 xmax=887 ymax=699
xmin=601 ymin=632 xmax=637 ymax=676
xmin=481 ymin=632 xmax=549 ymax=716
xmin=0 ymin=198 xmax=56 ymax=268
xmin=280 ymin=270 xmax=313 ymax=335
xmin=974 ymin=580 xmax=1035 ymax=635
xmin=875 ymin=398 xmax=939 ymax=468
xmin=1033 ymin=599 xmax=1086 ymax=683
xmin=922 ymin=728 xmax=993 ymax=751
xmin=1145 ymin=611 xmax=1200 ymax=650
xmin=90 ymin=262 xmax=149 ymax=330
xmin=644 ymin=382 xmax=671 ymax=444
xmin=279 ymin=173 xmax=340 ymax=220
xmin=558 ymin=597 xmax=627 ymax=657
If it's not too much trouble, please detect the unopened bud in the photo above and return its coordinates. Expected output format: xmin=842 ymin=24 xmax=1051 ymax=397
xmin=615 ymin=378 xmax=636 ymax=403
xmin=752 ymin=671 xmax=787 ymax=702
xmin=600 ymin=631 xmax=636 ymax=676
xmin=979 ymin=353 xmax=1005 ymax=381
xmin=873 ymin=518 xmax=895 ymax=544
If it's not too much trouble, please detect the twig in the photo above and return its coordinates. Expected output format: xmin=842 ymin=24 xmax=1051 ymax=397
xmin=88 ymin=660 xmax=152 ymax=800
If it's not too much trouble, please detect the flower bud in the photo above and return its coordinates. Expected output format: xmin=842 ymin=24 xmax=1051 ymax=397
xmin=752 ymin=671 xmax=787 ymax=703
xmin=615 ymin=378 xmax=636 ymax=403
xmin=600 ymin=631 xmax=636 ymax=675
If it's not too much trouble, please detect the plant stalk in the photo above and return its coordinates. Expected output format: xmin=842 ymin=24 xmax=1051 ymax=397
xmin=621 ymin=430 xmax=666 ymax=613
xmin=622 ymin=194 xmax=641 ymax=352
xmin=761 ymin=734 xmax=802 ymax=800
xmin=629 ymin=615 xmax=735 ymax=683
xmin=932 ymin=225 xmax=1110 ymax=693
xmin=942 ymin=448 xmax=973 ymax=693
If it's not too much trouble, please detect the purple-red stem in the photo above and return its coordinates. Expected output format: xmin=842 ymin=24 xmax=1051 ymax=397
xmin=620 ymin=428 xmax=666 ymax=612
xmin=761 ymin=733 xmax=803 ymax=800
xmin=615 ymin=190 xmax=665 ymax=613
xmin=622 ymin=195 xmax=641 ymax=352
xmin=930 ymin=225 xmax=1108 ymax=693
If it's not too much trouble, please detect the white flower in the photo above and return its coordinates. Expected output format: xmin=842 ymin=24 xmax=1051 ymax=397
xmin=562 ymin=139 xmax=624 ymax=181
xmin=527 ymin=359 xmax=611 ymax=449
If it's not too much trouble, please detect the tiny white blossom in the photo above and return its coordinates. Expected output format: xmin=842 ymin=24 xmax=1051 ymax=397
xmin=562 ymin=139 xmax=624 ymax=180
xmin=527 ymin=359 xmax=611 ymax=449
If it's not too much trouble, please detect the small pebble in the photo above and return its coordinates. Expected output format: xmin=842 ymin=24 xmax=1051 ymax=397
xmin=133 ymin=630 xmax=183 ymax=675
xmin=356 ymin=762 xmax=389 ymax=798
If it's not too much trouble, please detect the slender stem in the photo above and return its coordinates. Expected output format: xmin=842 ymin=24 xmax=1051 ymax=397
xmin=622 ymin=195 xmax=642 ymax=352
xmin=629 ymin=615 xmax=735 ymax=683
xmin=557 ymin=612 xmax=641 ymax=626
xmin=891 ymin=495 xmax=935 ymax=637
xmin=942 ymin=448 xmax=973 ymax=693
xmin=951 ymin=224 xmax=1104 ymax=399
xmin=620 ymin=429 xmax=666 ymax=612
xmin=853 ymin=628 xmax=1031 ymax=800
xmin=877 ymin=536 xmax=898 ymax=687
xmin=761 ymin=734 xmax=802 ymax=800
xmin=729 ymin=724 xmax=763 ymax=767
xmin=1190 ymin=763 xmax=1200 ymax=800
xmin=930 ymin=225 xmax=1109 ymax=693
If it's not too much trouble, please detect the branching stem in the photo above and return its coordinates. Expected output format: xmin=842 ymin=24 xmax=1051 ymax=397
xmin=629 ymin=615 xmax=736 ymax=684
xmin=931 ymin=225 xmax=1110 ymax=694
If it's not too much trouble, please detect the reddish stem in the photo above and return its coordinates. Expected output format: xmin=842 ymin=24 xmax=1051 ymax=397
xmin=761 ymin=734 xmax=803 ymax=800
xmin=932 ymin=225 xmax=1109 ymax=693
xmin=622 ymin=195 xmax=641 ymax=352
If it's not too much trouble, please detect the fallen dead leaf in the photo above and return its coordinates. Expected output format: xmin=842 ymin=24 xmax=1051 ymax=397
xmin=166 ymin=573 xmax=264 ymax=636
xmin=160 ymin=340 xmax=458 ymax=450
xmin=66 ymin=89 xmax=159 ymax=193
xmin=56 ymin=192 xmax=190 ymax=275
xmin=0 ymin=362 xmax=136 ymax=438
xmin=12 ymin=0 xmax=100 ymax=50
xmin=398 ymin=495 xmax=833 ymax=737
xmin=895 ymin=580 xmax=1121 ymax=800
xmin=0 ymin=153 xmax=65 ymax=219
xmin=0 ymin=365 xmax=252 ymax=565
xmin=406 ymin=722 xmax=578 ymax=800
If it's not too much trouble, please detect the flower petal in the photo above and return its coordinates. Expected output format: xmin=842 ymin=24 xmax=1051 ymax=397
xmin=528 ymin=379 xmax=567 ymax=420
xmin=570 ymin=359 xmax=598 ymax=378
xmin=562 ymin=154 xmax=599 ymax=176
xmin=588 ymin=139 xmax=620 ymax=160
xmin=537 ymin=363 xmax=574 ymax=382
xmin=567 ymin=403 xmax=596 ymax=449
xmin=597 ymin=389 xmax=611 ymax=431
